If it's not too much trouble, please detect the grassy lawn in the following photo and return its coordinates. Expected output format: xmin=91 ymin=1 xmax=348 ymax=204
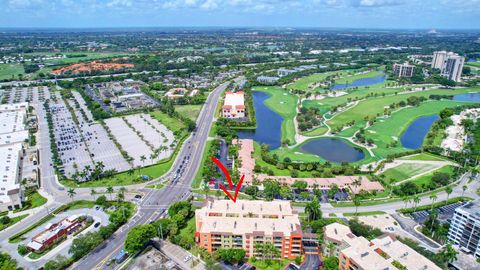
xmin=343 ymin=211 xmax=386 ymax=217
xmin=146 ymin=182 xmax=166 ymax=190
xmin=0 ymin=214 xmax=29 ymax=231
xmin=150 ymin=110 xmax=188 ymax=134
xmin=466 ymin=61 xmax=480 ymax=68
xmin=174 ymin=104 xmax=203 ymax=121
xmin=0 ymin=64 xmax=24 ymax=80
xmin=328 ymin=88 xmax=479 ymax=133
xmin=287 ymin=70 xmax=352 ymax=91
xmin=64 ymin=200 xmax=96 ymax=210
xmin=13 ymin=190 xmax=48 ymax=213
xmin=192 ymin=139 xmax=215 ymax=188
xmin=399 ymin=153 xmax=449 ymax=161
xmin=381 ymin=163 xmax=440 ymax=183
xmin=410 ymin=165 xmax=455 ymax=187
xmin=253 ymin=86 xmax=298 ymax=144
xmin=303 ymin=126 xmax=328 ymax=137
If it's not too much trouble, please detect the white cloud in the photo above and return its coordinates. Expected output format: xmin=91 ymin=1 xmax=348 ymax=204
xmin=357 ymin=0 xmax=403 ymax=7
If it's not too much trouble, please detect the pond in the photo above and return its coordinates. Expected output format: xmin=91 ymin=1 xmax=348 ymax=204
xmin=300 ymin=138 xmax=365 ymax=163
xmin=453 ymin=92 xmax=480 ymax=102
xmin=238 ymin=91 xmax=283 ymax=149
xmin=330 ymin=75 xmax=385 ymax=90
xmin=400 ymin=115 xmax=439 ymax=150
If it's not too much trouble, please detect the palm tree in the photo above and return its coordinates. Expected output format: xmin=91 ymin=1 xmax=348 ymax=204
xmin=413 ymin=195 xmax=420 ymax=212
xmin=119 ymin=186 xmax=126 ymax=197
xmin=140 ymin=155 xmax=146 ymax=167
xmin=327 ymin=242 xmax=336 ymax=257
xmin=67 ymin=188 xmax=76 ymax=202
xmin=305 ymin=197 xmax=321 ymax=222
xmin=353 ymin=195 xmax=361 ymax=215
xmin=106 ymin=186 xmax=114 ymax=201
xmin=445 ymin=186 xmax=453 ymax=204
xmin=429 ymin=193 xmax=438 ymax=210
xmin=462 ymin=185 xmax=467 ymax=197
xmin=402 ymin=196 xmax=410 ymax=208
xmin=352 ymin=177 xmax=362 ymax=194
xmin=90 ymin=188 xmax=97 ymax=201
xmin=203 ymin=183 xmax=210 ymax=200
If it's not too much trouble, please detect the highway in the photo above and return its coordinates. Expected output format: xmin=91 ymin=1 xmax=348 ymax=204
xmin=70 ymin=80 xmax=230 ymax=270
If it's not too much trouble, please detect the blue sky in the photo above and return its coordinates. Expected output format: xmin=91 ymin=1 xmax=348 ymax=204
xmin=1 ymin=0 xmax=479 ymax=29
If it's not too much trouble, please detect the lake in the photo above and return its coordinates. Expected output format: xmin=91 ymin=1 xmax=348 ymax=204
xmin=300 ymin=138 xmax=365 ymax=163
xmin=401 ymin=115 xmax=439 ymax=150
xmin=453 ymin=93 xmax=480 ymax=102
xmin=238 ymin=91 xmax=283 ymax=149
xmin=331 ymin=75 xmax=385 ymax=90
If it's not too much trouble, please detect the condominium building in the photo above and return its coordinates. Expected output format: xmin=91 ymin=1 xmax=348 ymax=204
xmin=393 ymin=63 xmax=415 ymax=77
xmin=195 ymin=199 xmax=304 ymax=259
xmin=324 ymin=222 xmax=441 ymax=270
xmin=431 ymin=51 xmax=465 ymax=82
xmin=448 ymin=200 xmax=480 ymax=258
xmin=222 ymin=91 xmax=245 ymax=119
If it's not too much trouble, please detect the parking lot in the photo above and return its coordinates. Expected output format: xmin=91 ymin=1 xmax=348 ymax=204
xmin=104 ymin=113 xmax=175 ymax=167
xmin=2 ymin=86 xmax=51 ymax=104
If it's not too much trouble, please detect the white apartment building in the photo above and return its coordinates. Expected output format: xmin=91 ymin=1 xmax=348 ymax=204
xmin=393 ymin=63 xmax=415 ymax=77
xmin=431 ymin=51 xmax=465 ymax=82
xmin=222 ymin=91 xmax=245 ymax=119
xmin=448 ymin=201 xmax=480 ymax=258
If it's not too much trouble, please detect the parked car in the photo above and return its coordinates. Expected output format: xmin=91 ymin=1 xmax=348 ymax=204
xmin=94 ymin=222 xmax=101 ymax=228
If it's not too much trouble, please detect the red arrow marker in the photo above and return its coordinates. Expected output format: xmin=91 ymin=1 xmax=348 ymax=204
xmin=211 ymin=157 xmax=244 ymax=203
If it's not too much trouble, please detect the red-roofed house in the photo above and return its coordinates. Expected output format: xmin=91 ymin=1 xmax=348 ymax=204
xmin=222 ymin=91 xmax=245 ymax=119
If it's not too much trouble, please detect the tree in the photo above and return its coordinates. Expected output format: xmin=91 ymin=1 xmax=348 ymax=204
xmin=90 ymin=189 xmax=97 ymax=201
xmin=244 ymin=185 xmax=259 ymax=199
xmin=254 ymin=242 xmax=280 ymax=262
xmin=323 ymin=256 xmax=339 ymax=270
xmin=462 ymin=184 xmax=467 ymax=197
xmin=67 ymin=188 xmax=76 ymax=202
xmin=69 ymin=232 xmax=103 ymax=259
xmin=445 ymin=186 xmax=453 ymax=204
xmin=352 ymin=195 xmax=361 ymax=215
xmin=292 ymin=180 xmax=308 ymax=190
xmin=168 ymin=201 xmax=192 ymax=217
xmin=96 ymin=195 xmax=107 ymax=206
xmin=17 ymin=245 xmax=28 ymax=256
xmin=140 ymin=155 xmax=147 ymax=167
xmin=413 ymin=195 xmax=420 ymax=212
xmin=263 ymin=180 xmax=281 ymax=201
xmin=216 ymin=249 xmax=246 ymax=264
xmin=124 ymin=224 xmax=156 ymax=254
xmin=438 ymin=243 xmax=458 ymax=263
xmin=429 ymin=193 xmax=438 ymax=210
xmin=106 ymin=186 xmax=114 ymax=201
xmin=305 ymin=197 xmax=322 ymax=222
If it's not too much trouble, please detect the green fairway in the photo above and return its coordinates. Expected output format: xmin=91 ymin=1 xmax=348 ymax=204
xmin=302 ymin=83 xmax=408 ymax=115
xmin=287 ymin=70 xmax=352 ymax=91
xmin=381 ymin=163 xmax=440 ymax=183
xmin=364 ymin=100 xmax=470 ymax=158
xmin=174 ymin=104 xmax=203 ymax=121
xmin=333 ymin=70 xmax=384 ymax=85
xmin=253 ymin=86 xmax=298 ymax=144
xmin=327 ymin=87 xmax=480 ymax=134
xmin=0 ymin=64 xmax=24 ymax=80
xmin=399 ymin=153 xmax=449 ymax=161
xmin=303 ymin=126 xmax=329 ymax=136
xmin=410 ymin=165 xmax=455 ymax=186
xmin=466 ymin=61 xmax=480 ymax=68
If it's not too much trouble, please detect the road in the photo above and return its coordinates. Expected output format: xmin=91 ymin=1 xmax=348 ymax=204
xmin=300 ymin=254 xmax=322 ymax=270
xmin=70 ymin=80 xmax=230 ymax=270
